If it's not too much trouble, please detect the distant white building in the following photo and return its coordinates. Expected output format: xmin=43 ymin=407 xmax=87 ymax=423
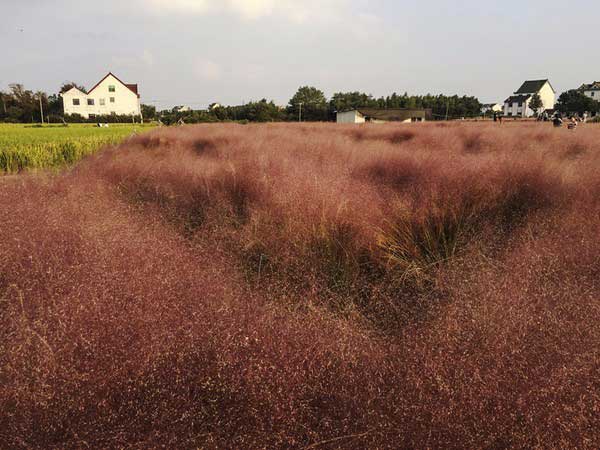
xmin=61 ymin=72 xmax=141 ymax=119
xmin=336 ymin=108 xmax=430 ymax=124
xmin=481 ymin=103 xmax=503 ymax=115
xmin=579 ymin=81 xmax=600 ymax=101
xmin=577 ymin=81 xmax=600 ymax=117
xmin=503 ymin=79 xmax=555 ymax=117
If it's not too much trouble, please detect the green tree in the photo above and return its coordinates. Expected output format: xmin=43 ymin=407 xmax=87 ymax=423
xmin=59 ymin=82 xmax=86 ymax=94
xmin=287 ymin=86 xmax=328 ymax=122
xmin=6 ymin=84 xmax=37 ymax=122
xmin=47 ymin=94 xmax=63 ymax=117
xmin=328 ymin=92 xmax=378 ymax=118
xmin=141 ymin=104 xmax=157 ymax=120
xmin=529 ymin=93 xmax=543 ymax=116
xmin=556 ymin=90 xmax=600 ymax=115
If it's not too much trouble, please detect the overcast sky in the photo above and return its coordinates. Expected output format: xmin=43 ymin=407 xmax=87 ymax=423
xmin=2 ymin=0 xmax=599 ymax=109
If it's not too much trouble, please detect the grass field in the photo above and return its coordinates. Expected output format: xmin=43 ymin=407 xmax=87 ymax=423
xmin=1 ymin=122 xmax=599 ymax=448
xmin=0 ymin=123 xmax=154 ymax=173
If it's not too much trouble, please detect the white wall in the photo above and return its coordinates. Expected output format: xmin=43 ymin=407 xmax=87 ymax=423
xmin=336 ymin=111 xmax=365 ymax=124
xmin=503 ymin=99 xmax=531 ymax=117
xmin=538 ymin=82 xmax=555 ymax=111
xmin=583 ymin=90 xmax=599 ymax=101
xmin=503 ymin=82 xmax=555 ymax=117
xmin=62 ymin=88 xmax=89 ymax=116
xmin=62 ymin=74 xmax=141 ymax=118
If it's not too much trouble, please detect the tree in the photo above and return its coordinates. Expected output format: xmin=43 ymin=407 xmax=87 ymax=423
xmin=59 ymin=82 xmax=86 ymax=94
xmin=244 ymin=99 xmax=285 ymax=122
xmin=555 ymin=90 xmax=600 ymax=115
xmin=5 ymin=84 xmax=37 ymax=122
xmin=141 ymin=104 xmax=157 ymax=120
xmin=529 ymin=93 xmax=543 ymax=116
xmin=287 ymin=86 xmax=328 ymax=122
xmin=328 ymin=92 xmax=378 ymax=119
xmin=34 ymin=91 xmax=48 ymax=123
xmin=47 ymin=94 xmax=63 ymax=117
xmin=0 ymin=92 xmax=6 ymax=113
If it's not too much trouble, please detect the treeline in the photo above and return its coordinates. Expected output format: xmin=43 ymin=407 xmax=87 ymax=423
xmin=160 ymin=87 xmax=482 ymax=124
xmin=0 ymin=82 xmax=95 ymax=124
xmin=0 ymin=84 xmax=62 ymax=123
xmin=555 ymin=90 xmax=600 ymax=115
xmin=158 ymin=100 xmax=286 ymax=125
xmin=328 ymin=91 xmax=482 ymax=120
xmin=1 ymin=82 xmax=482 ymax=124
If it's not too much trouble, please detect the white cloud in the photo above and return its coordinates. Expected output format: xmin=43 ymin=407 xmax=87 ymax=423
xmin=193 ymin=59 xmax=222 ymax=81
xmin=144 ymin=0 xmax=353 ymax=23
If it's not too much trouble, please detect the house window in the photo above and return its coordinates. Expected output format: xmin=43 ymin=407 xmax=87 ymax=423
xmin=108 ymin=85 xmax=115 ymax=92
xmin=72 ymin=98 xmax=80 ymax=106
xmin=518 ymin=102 xmax=523 ymax=107
xmin=99 ymin=98 xmax=106 ymax=106
xmin=110 ymin=97 xmax=115 ymax=103
xmin=87 ymin=99 xmax=95 ymax=106
xmin=591 ymin=92 xmax=595 ymax=97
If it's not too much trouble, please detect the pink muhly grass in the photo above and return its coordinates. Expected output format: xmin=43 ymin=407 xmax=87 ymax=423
xmin=1 ymin=122 xmax=599 ymax=448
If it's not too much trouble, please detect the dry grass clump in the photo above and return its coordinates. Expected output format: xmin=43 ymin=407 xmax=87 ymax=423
xmin=1 ymin=122 xmax=599 ymax=448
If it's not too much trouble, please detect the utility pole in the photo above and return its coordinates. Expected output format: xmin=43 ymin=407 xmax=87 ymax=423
xmin=298 ymin=102 xmax=303 ymax=122
xmin=38 ymin=94 xmax=45 ymax=125
xmin=445 ymin=100 xmax=449 ymax=121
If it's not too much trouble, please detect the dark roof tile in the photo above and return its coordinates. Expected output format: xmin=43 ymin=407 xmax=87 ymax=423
xmin=515 ymin=79 xmax=553 ymax=94
xmin=580 ymin=81 xmax=600 ymax=91
xmin=504 ymin=94 xmax=531 ymax=103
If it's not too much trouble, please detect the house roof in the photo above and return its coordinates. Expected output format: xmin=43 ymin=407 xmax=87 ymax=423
xmin=61 ymin=86 xmax=87 ymax=96
xmin=515 ymin=79 xmax=554 ymax=94
xmin=87 ymin=72 xmax=140 ymax=98
xmin=125 ymin=84 xmax=139 ymax=95
xmin=580 ymin=81 xmax=600 ymax=91
xmin=348 ymin=108 xmax=431 ymax=121
xmin=504 ymin=94 xmax=532 ymax=104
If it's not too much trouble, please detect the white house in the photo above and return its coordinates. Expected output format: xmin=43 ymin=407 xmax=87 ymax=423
xmin=503 ymin=79 xmax=555 ymax=117
xmin=578 ymin=81 xmax=600 ymax=116
xmin=579 ymin=81 xmax=600 ymax=101
xmin=481 ymin=103 xmax=503 ymax=115
xmin=336 ymin=108 xmax=430 ymax=124
xmin=61 ymin=72 xmax=141 ymax=119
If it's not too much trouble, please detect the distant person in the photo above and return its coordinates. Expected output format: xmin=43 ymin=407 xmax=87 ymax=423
xmin=568 ymin=116 xmax=578 ymax=130
xmin=553 ymin=114 xmax=563 ymax=128
xmin=498 ymin=115 xmax=503 ymax=124
xmin=493 ymin=112 xmax=498 ymax=122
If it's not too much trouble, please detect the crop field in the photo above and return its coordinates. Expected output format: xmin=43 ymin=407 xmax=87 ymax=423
xmin=1 ymin=122 xmax=599 ymax=448
xmin=0 ymin=123 xmax=154 ymax=173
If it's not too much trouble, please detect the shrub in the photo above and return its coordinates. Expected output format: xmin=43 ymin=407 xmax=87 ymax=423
xmin=1 ymin=122 xmax=599 ymax=448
